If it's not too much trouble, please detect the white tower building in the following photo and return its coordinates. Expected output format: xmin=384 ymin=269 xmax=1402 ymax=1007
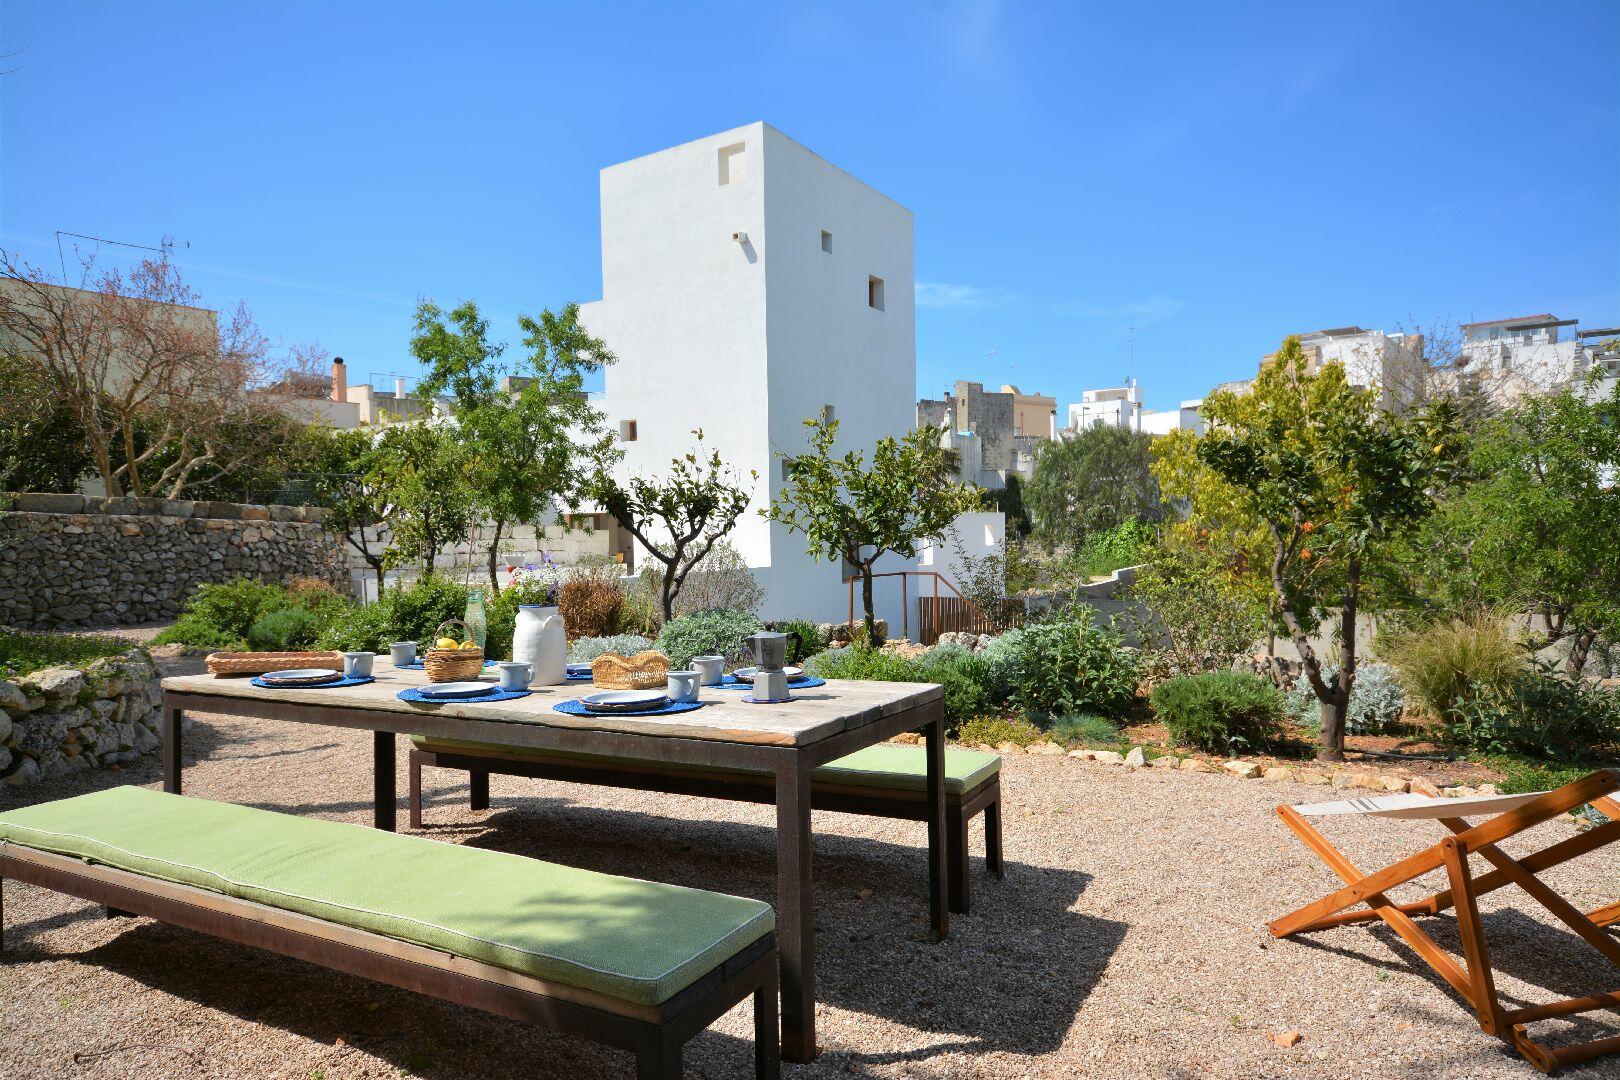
xmin=579 ymin=123 xmax=917 ymax=623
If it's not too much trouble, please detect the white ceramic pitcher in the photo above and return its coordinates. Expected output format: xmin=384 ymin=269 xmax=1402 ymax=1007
xmin=513 ymin=604 xmax=567 ymax=686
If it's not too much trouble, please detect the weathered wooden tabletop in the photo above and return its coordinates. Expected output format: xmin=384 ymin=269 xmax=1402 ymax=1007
xmin=161 ymin=662 xmax=943 ymax=747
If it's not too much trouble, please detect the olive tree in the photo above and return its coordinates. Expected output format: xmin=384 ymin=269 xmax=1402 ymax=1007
xmin=769 ymin=416 xmax=981 ymax=644
xmin=596 ymin=430 xmax=756 ymax=622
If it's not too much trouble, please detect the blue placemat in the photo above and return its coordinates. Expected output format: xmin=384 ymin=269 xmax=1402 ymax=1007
xmin=252 ymin=674 xmax=375 ymax=690
xmin=552 ymin=698 xmax=708 ymax=718
xmin=566 ymin=671 xmax=594 ymax=681
xmin=397 ymin=685 xmax=532 ymax=704
xmin=397 ymin=659 xmax=499 ymax=670
xmin=713 ymin=675 xmax=827 ymax=690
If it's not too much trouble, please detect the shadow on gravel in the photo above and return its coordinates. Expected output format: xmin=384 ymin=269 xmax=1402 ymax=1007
xmin=429 ymin=795 xmax=1125 ymax=1064
xmin=1286 ymin=906 xmax=1620 ymax=1051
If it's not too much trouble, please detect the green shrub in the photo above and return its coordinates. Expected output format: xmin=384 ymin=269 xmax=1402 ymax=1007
xmin=979 ymin=628 xmax=1027 ymax=701
xmin=1047 ymin=713 xmax=1122 ymax=748
xmin=1487 ymin=755 xmax=1598 ymax=796
xmin=1069 ymin=518 xmax=1156 ymax=581
xmin=389 ymin=576 xmax=471 ymax=644
xmin=1151 ymin=671 xmax=1286 ymax=754
xmin=1382 ymin=613 xmax=1522 ymax=718
xmin=1285 ymin=662 xmax=1406 ymax=735
xmin=655 ymin=609 xmax=765 ymax=669
xmin=805 ymin=644 xmax=919 ymax=682
xmin=568 ymin=634 xmax=655 ymax=664
xmin=956 ymin=715 xmax=1044 ymax=747
xmin=774 ymin=619 xmax=826 ymax=665
xmin=315 ymin=600 xmax=396 ymax=653
xmin=0 ymin=629 xmax=131 ymax=680
xmin=919 ymin=645 xmax=996 ymax=730
xmin=154 ymin=579 xmax=297 ymax=649
xmin=1441 ymin=662 xmax=1620 ymax=760
xmin=245 ymin=607 xmax=324 ymax=651
xmin=1015 ymin=610 xmax=1141 ymax=719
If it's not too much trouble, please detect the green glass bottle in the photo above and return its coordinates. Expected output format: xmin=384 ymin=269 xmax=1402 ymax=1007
xmin=464 ymin=588 xmax=488 ymax=653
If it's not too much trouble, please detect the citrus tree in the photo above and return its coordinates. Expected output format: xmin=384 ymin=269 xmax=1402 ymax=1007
xmin=413 ymin=299 xmax=618 ymax=591
xmin=769 ymin=416 xmax=981 ymax=644
xmin=1166 ymin=336 xmax=1460 ymax=760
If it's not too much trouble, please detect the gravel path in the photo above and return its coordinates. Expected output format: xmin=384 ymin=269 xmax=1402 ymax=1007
xmin=3 ymin=701 xmax=1617 ymax=1078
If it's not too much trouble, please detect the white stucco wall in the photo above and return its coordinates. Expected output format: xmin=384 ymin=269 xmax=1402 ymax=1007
xmin=579 ymin=122 xmax=918 ymax=628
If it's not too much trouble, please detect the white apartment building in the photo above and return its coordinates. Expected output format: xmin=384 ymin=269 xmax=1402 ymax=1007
xmin=1065 ymin=379 xmax=1204 ymax=436
xmin=578 ymin=123 xmax=920 ymax=624
xmin=1453 ymin=314 xmax=1588 ymax=404
xmin=1289 ymin=326 xmax=1427 ymax=411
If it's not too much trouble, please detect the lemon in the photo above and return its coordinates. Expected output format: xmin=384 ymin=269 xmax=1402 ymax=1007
xmin=434 ymin=636 xmax=459 ymax=650
xmin=459 ymin=641 xmax=480 ymax=651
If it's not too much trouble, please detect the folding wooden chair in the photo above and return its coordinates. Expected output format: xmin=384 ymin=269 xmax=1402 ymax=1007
xmin=1270 ymin=769 xmax=1620 ymax=1074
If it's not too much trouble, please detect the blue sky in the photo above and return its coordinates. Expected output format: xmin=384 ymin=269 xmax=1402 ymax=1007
xmin=2 ymin=1 xmax=1616 ymax=413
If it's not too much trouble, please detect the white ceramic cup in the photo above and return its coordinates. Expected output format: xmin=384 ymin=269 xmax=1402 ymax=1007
xmin=497 ymin=661 xmax=532 ymax=691
xmin=342 ymin=651 xmax=375 ymax=678
xmin=389 ymin=641 xmax=417 ymax=666
xmin=692 ymin=655 xmax=726 ymax=686
xmin=667 ymin=670 xmax=700 ymax=704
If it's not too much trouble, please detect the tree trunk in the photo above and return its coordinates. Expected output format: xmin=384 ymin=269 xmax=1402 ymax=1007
xmin=660 ymin=555 xmax=678 ymax=624
xmin=486 ymin=520 xmax=504 ymax=595
xmin=1568 ymin=627 xmax=1599 ymax=679
xmin=860 ymin=567 xmax=880 ymax=645
xmin=1317 ymin=690 xmax=1350 ymax=763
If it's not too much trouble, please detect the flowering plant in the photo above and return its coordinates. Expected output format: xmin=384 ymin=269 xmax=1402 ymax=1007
xmin=506 ymin=552 xmax=562 ymax=606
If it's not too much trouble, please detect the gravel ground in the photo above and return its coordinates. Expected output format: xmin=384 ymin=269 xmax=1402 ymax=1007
xmin=3 ymin=695 xmax=1618 ymax=1078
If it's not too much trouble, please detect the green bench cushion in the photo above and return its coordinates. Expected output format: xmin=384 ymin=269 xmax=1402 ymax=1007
xmin=411 ymin=737 xmax=1000 ymax=796
xmin=0 ymin=786 xmax=771 ymax=1006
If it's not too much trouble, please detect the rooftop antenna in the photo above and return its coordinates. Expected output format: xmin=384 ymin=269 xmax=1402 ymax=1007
xmin=1127 ymin=325 xmax=1136 ymax=387
xmin=55 ymin=230 xmax=189 ymax=281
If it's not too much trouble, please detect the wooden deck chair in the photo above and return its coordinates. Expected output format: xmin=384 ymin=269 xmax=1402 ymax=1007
xmin=1270 ymin=769 xmax=1620 ymax=1074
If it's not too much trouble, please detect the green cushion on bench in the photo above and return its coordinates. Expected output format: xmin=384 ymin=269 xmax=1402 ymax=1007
xmin=813 ymin=744 xmax=1000 ymax=796
xmin=410 ymin=737 xmax=1000 ymax=796
xmin=0 ymin=786 xmax=771 ymax=1006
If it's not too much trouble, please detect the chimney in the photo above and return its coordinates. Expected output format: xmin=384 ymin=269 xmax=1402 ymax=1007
xmin=331 ymin=357 xmax=347 ymax=403
xmin=394 ymin=376 xmax=407 ymax=398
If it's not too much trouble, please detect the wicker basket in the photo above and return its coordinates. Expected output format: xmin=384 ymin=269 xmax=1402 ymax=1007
xmin=591 ymin=650 xmax=671 ymax=690
xmin=423 ymin=619 xmax=485 ymax=683
xmin=206 ymin=651 xmax=344 ymax=677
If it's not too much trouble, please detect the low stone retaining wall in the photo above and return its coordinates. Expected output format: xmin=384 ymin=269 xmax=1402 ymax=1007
xmin=0 ymin=649 xmax=179 ymax=786
xmin=0 ymin=492 xmax=348 ymax=629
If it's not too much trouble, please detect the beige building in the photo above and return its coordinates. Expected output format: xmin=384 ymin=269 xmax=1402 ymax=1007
xmin=1000 ymin=384 xmax=1058 ymax=439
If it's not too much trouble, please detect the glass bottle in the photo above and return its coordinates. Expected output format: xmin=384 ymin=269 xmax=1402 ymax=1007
xmin=464 ymin=588 xmax=488 ymax=653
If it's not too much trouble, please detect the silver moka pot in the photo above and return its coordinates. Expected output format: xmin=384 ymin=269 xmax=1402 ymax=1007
xmin=740 ymin=631 xmax=791 ymax=703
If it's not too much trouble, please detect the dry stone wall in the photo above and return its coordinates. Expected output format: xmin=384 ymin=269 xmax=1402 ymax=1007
xmin=0 ymin=649 xmax=180 ymax=786
xmin=0 ymin=493 xmax=348 ymax=629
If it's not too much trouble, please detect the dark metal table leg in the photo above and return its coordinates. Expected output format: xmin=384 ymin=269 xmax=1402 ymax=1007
xmin=776 ymin=758 xmax=815 ymax=1062
xmin=373 ymin=731 xmax=396 ymax=832
xmin=926 ymin=708 xmax=949 ymax=940
xmin=162 ymin=701 xmax=183 ymax=795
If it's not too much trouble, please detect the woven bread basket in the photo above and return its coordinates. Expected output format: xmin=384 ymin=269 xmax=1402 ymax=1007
xmin=591 ymin=650 xmax=671 ymax=690
xmin=206 ymin=651 xmax=344 ymax=677
xmin=423 ymin=619 xmax=485 ymax=683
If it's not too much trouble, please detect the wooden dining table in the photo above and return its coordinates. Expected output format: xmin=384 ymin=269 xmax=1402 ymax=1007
xmin=159 ymin=662 xmax=949 ymax=1063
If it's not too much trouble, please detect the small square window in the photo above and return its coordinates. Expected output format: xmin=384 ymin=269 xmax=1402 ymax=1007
xmin=780 ymin=458 xmax=792 ymax=482
xmin=868 ymin=276 xmax=885 ymax=311
xmin=718 ymin=142 xmax=746 ymax=186
xmin=619 ymin=419 xmax=638 ymax=442
xmin=820 ymin=404 xmax=836 ymax=425
xmin=820 ymin=230 xmax=832 ymax=253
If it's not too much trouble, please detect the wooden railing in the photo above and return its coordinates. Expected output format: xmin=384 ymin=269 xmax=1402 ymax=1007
xmin=844 ymin=571 xmax=1024 ymax=645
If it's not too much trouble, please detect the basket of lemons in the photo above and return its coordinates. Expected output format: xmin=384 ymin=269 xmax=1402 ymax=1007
xmin=423 ymin=619 xmax=484 ymax=682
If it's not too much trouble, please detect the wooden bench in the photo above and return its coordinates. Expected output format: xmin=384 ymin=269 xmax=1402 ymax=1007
xmin=409 ymin=740 xmax=1005 ymax=914
xmin=0 ymin=786 xmax=778 ymax=1079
